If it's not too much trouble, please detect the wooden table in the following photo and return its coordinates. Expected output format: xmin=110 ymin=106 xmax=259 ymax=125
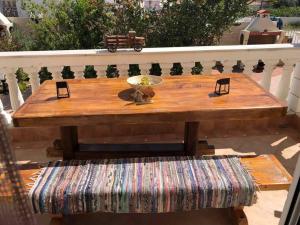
xmin=12 ymin=74 xmax=287 ymax=160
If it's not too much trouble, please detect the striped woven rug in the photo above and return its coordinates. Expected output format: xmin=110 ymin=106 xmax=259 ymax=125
xmin=29 ymin=156 xmax=257 ymax=215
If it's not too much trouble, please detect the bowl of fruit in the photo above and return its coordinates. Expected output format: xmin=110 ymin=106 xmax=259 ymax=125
xmin=127 ymin=75 xmax=162 ymax=89
xmin=127 ymin=75 xmax=162 ymax=103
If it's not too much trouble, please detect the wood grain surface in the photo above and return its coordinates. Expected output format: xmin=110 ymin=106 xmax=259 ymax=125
xmin=240 ymin=154 xmax=292 ymax=191
xmin=13 ymin=74 xmax=287 ymax=127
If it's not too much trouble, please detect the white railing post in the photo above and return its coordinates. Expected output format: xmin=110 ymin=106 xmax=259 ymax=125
xmin=26 ymin=67 xmax=41 ymax=93
xmin=276 ymin=63 xmax=294 ymax=100
xmin=117 ymin=64 xmax=128 ymax=77
xmin=222 ymin=60 xmax=235 ymax=74
xmin=74 ymin=67 xmax=84 ymax=79
xmin=49 ymin=66 xmax=63 ymax=80
xmin=160 ymin=63 xmax=172 ymax=75
xmin=201 ymin=62 xmax=212 ymax=75
xmin=181 ymin=62 xmax=194 ymax=75
xmin=3 ymin=68 xmax=24 ymax=111
xmin=288 ymin=62 xmax=300 ymax=116
xmin=0 ymin=98 xmax=12 ymax=125
xmin=243 ymin=61 xmax=255 ymax=75
xmin=139 ymin=63 xmax=151 ymax=75
xmin=72 ymin=66 xmax=85 ymax=79
xmin=94 ymin=66 xmax=107 ymax=78
xmin=261 ymin=61 xmax=276 ymax=91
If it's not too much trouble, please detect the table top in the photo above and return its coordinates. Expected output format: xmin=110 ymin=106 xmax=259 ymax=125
xmin=13 ymin=74 xmax=287 ymax=127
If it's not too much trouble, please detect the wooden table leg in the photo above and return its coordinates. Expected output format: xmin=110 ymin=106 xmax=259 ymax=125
xmin=60 ymin=126 xmax=78 ymax=160
xmin=184 ymin=122 xmax=199 ymax=155
xmin=229 ymin=207 xmax=248 ymax=225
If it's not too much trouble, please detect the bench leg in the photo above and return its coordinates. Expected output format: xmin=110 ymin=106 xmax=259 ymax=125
xmin=229 ymin=207 xmax=248 ymax=225
xmin=184 ymin=122 xmax=199 ymax=155
xmin=50 ymin=216 xmax=63 ymax=225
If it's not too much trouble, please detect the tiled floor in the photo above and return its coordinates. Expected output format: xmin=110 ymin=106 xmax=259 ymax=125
xmin=13 ymin=127 xmax=300 ymax=225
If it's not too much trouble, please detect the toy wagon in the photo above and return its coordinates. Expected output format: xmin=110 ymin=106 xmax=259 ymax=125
xmin=104 ymin=31 xmax=145 ymax=53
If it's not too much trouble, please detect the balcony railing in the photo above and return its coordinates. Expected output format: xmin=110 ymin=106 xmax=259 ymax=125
xmin=0 ymin=42 xmax=300 ymax=116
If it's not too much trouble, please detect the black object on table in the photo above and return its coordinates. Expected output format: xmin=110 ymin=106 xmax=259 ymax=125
xmin=215 ymin=78 xmax=230 ymax=95
xmin=56 ymin=81 xmax=70 ymax=99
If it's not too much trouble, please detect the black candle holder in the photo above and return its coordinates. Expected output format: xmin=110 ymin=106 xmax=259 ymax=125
xmin=56 ymin=81 xmax=70 ymax=98
xmin=215 ymin=78 xmax=230 ymax=95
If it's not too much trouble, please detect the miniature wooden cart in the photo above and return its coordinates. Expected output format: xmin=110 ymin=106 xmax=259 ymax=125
xmin=104 ymin=31 xmax=145 ymax=52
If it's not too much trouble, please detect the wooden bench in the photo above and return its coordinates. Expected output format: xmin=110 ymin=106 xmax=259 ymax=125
xmin=15 ymin=154 xmax=292 ymax=225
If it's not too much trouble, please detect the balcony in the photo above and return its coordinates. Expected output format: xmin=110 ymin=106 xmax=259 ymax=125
xmin=0 ymin=42 xmax=300 ymax=225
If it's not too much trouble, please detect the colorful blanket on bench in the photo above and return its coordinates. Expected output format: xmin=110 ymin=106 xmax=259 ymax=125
xmin=29 ymin=156 xmax=257 ymax=215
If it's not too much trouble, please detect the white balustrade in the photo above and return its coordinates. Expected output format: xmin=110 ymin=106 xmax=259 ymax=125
xmin=243 ymin=61 xmax=255 ymax=75
xmin=2 ymin=68 xmax=24 ymax=111
xmin=201 ymin=62 xmax=212 ymax=75
xmin=48 ymin=66 xmax=63 ymax=80
xmin=181 ymin=62 xmax=194 ymax=75
xmin=26 ymin=67 xmax=41 ymax=93
xmin=261 ymin=61 xmax=276 ymax=90
xmin=0 ymin=98 xmax=12 ymax=125
xmin=139 ymin=63 xmax=151 ymax=75
xmin=72 ymin=66 xmax=85 ymax=79
xmin=94 ymin=66 xmax=107 ymax=78
xmin=0 ymin=44 xmax=300 ymax=114
xmin=222 ymin=60 xmax=235 ymax=74
xmin=117 ymin=64 xmax=128 ymax=77
xmin=288 ymin=62 xmax=300 ymax=115
xmin=276 ymin=63 xmax=294 ymax=100
xmin=160 ymin=63 xmax=172 ymax=75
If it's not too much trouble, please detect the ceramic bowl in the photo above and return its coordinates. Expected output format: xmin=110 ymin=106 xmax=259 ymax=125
xmin=127 ymin=75 xmax=162 ymax=90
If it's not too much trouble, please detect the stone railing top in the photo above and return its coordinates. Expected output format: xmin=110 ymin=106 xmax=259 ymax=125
xmin=0 ymin=44 xmax=300 ymax=69
xmin=0 ymin=43 xmax=299 ymax=57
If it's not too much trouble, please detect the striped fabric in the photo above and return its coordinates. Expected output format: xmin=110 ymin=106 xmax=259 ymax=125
xmin=29 ymin=156 xmax=257 ymax=215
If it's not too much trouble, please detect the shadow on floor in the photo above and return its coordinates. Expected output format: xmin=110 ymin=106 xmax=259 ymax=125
xmin=209 ymin=128 xmax=300 ymax=175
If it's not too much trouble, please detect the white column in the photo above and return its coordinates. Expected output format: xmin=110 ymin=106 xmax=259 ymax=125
xmin=26 ymin=67 xmax=41 ymax=93
xmin=3 ymin=68 xmax=24 ymax=111
xmin=0 ymin=98 xmax=12 ymax=125
xmin=261 ymin=61 xmax=276 ymax=91
xmin=181 ymin=62 xmax=194 ymax=75
xmin=94 ymin=65 xmax=107 ymax=78
xmin=117 ymin=64 xmax=128 ymax=77
xmin=48 ymin=66 xmax=63 ymax=80
xmin=139 ymin=63 xmax=151 ymax=75
xmin=275 ymin=63 xmax=294 ymax=100
xmin=201 ymin=62 xmax=212 ymax=75
xmin=288 ymin=62 xmax=300 ymax=116
xmin=160 ymin=63 xmax=172 ymax=76
xmin=222 ymin=60 xmax=235 ymax=74
xmin=72 ymin=66 xmax=85 ymax=79
xmin=243 ymin=62 xmax=255 ymax=75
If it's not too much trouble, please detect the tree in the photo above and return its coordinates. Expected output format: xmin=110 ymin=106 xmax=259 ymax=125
xmin=146 ymin=0 xmax=249 ymax=46
xmin=18 ymin=0 xmax=249 ymax=50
